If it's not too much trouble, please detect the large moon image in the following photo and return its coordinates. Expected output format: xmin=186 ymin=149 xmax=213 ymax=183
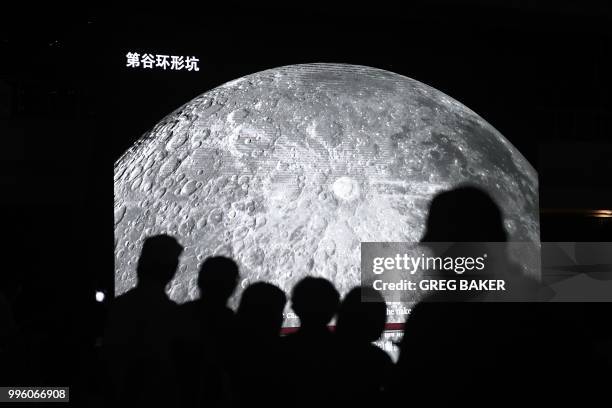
xmin=114 ymin=63 xmax=539 ymax=325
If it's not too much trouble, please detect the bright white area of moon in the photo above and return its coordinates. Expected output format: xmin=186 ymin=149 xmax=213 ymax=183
xmin=333 ymin=177 xmax=360 ymax=201
xmin=114 ymin=64 xmax=540 ymax=326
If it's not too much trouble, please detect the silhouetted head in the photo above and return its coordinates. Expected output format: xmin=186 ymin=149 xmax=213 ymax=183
xmin=136 ymin=235 xmax=183 ymax=286
xmin=291 ymin=277 xmax=340 ymax=329
xmin=336 ymin=286 xmax=387 ymax=343
xmin=236 ymin=282 xmax=287 ymax=339
xmin=197 ymin=256 xmax=239 ymax=304
xmin=421 ymin=185 xmax=508 ymax=243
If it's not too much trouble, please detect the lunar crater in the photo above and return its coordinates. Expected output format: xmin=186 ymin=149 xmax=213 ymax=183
xmin=115 ymin=63 xmax=539 ymax=326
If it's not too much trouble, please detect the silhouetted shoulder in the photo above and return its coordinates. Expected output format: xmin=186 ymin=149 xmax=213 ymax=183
xmin=110 ymin=286 xmax=178 ymax=313
xmin=105 ymin=287 xmax=180 ymax=348
xmin=366 ymin=343 xmax=393 ymax=367
xmin=177 ymin=299 xmax=198 ymax=317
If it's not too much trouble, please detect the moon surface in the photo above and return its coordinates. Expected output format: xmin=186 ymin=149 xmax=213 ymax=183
xmin=114 ymin=63 xmax=539 ymax=325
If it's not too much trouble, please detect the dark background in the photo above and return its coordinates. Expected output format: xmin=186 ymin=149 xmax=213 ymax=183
xmin=1 ymin=1 xmax=611 ymax=393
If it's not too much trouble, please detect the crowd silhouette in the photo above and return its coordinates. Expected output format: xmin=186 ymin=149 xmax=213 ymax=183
xmin=1 ymin=185 xmax=611 ymax=406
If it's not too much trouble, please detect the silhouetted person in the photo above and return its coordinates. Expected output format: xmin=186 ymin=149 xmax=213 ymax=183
xmin=280 ymin=277 xmax=340 ymax=408
xmin=393 ymin=186 xmax=543 ymax=405
xmin=103 ymin=234 xmax=183 ymax=406
xmin=176 ymin=256 xmax=239 ymax=408
xmin=421 ymin=185 xmax=513 ymax=302
xmin=229 ymin=282 xmax=287 ymax=407
xmin=235 ymin=281 xmax=286 ymax=343
xmin=335 ymin=286 xmax=393 ymax=405
xmin=421 ymin=185 xmax=508 ymax=243
xmin=180 ymin=256 xmax=239 ymax=335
